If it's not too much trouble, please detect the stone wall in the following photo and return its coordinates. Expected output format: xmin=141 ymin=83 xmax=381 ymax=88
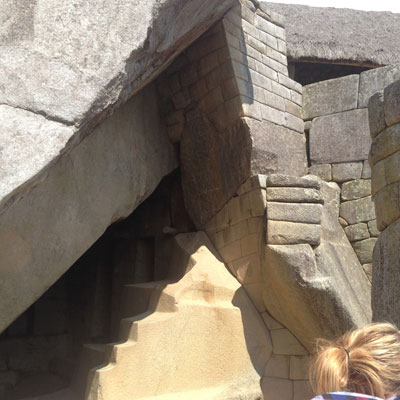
xmin=156 ymin=0 xmax=306 ymax=228
xmin=303 ymin=65 xmax=400 ymax=280
xmin=368 ymin=78 xmax=400 ymax=325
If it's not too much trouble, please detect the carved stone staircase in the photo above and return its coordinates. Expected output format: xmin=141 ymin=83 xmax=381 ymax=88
xmin=21 ymin=232 xmax=271 ymax=400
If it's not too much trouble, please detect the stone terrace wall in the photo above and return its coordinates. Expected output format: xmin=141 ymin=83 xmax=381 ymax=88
xmin=368 ymin=79 xmax=400 ymax=325
xmin=303 ymin=65 xmax=400 ymax=280
xmin=156 ymin=0 xmax=306 ymax=228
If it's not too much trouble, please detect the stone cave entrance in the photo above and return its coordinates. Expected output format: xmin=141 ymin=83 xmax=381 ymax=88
xmin=0 ymin=169 xmax=193 ymax=399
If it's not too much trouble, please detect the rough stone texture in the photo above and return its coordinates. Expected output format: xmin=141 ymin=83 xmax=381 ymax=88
xmin=368 ymin=92 xmax=386 ymax=139
xmin=309 ymin=164 xmax=332 ymax=181
xmin=263 ymin=181 xmax=372 ymax=351
xmin=310 ymin=109 xmax=371 ymax=164
xmin=373 ymin=182 xmax=400 ymax=232
xmin=341 ymin=179 xmax=371 ymax=201
xmin=359 ymin=65 xmax=400 ymax=108
xmin=265 ymin=174 xmax=320 ymax=189
xmin=266 ymin=221 xmax=321 ymax=246
xmin=368 ymin=220 xmax=379 ymax=237
xmin=353 ymin=238 xmax=378 ymax=265
xmin=261 ymin=377 xmax=293 ymax=400
xmin=384 ymin=80 xmax=400 ymax=127
xmin=362 ymin=160 xmax=372 ymax=179
xmin=0 ymin=85 xmax=177 ymax=334
xmin=369 ymin=124 xmax=400 ymax=166
xmin=267 ymin=202 xmax=322 ymax=224
xmin=344 ymin=223 xmax=370 ymax=243
xmin=331 ymin=162 xmax=363 ymax=183
xmin=302 ymin=75 xmax=359 ymax=121
xmin=340 ymin=196 xmax=375 ymax=225
xmin=266 ymin=187 xmax=323 ymax=204
xmin=372 ymin=218 xmax=400 ymax=326
xmin=246 ymin=118 xmax=307 ymax=178
xmin=266 ymin=4 xmax=400 ymax=67
xmin=181 ymin=115 xmax=252 ymax=228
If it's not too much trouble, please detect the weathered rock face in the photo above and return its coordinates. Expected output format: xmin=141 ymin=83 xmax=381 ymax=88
xmin=265 ymin=3 xmax=400 ymax=67
xmin=263 ymin=178 xmax=372 ymax=351
xmin=368 ymin=78 xmax=400 ymax=326
xmin=0 ymin=84 xmax=177 ymax=334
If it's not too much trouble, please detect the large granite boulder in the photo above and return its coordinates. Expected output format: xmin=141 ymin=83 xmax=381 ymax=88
xmin=0 ymin=0 xmax=237 ymax=332
xmin=263 ymin=179 xmax=372 ymax=351
xmin=266 ymin=2 xmax=400 ymax=66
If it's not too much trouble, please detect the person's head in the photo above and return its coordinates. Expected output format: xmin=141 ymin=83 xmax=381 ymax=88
xmin=309 ymin=322 xmax=400 ymax=398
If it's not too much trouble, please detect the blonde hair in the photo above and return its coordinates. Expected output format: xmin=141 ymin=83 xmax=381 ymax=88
xmin=309 ymin=322 xmax=400 ymax=398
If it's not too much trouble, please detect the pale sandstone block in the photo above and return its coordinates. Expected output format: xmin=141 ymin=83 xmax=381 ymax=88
xmin=265 ymin=355 xmax=290 ymax=379
xmin=368 ymin=220 xmax=379 ymax=237
xmin=290 ymin=355 xmax=312 ymax=380
xmin=278 ymin=73 xmax=302 ymax=94
xmin=267 ymin=202 xmax=322 ymax=224
xmin=293 ymin=380 xmax=314 ymax=400
xmin=259 ymin=30 xmax=278 ymax=50
xmin=261 ymin=312 xmax=284 ymax=330
xmin=267 ymin=221 xmax=321 ymax=246
xmin=291 ymin=90 xmax=302 ymax=106
xmin=249 ymin=189 xmax=267 ymax=217
xmin=265 ymin=174 xmax=320 ymax=189
xmin=270 ymin=80 xmax=291 ymax=100
xmin=270 ymin=328 xmax=308 ymax=355
xmin=362 ymin=160 xmax=371 ymax=179
xmin=303 ymin=75 xmax=359 ymax=120
xmin=368 ymin=91 xmax=386 ymax=139
xmin=384 ymin=80 xmax=400 ymax=127
xmin=219 ymin=240 xmax=242 ymax=263
xmin=261 ymin=103 xmax=286 ymax=125
xmin=331 ymin=162 xmax=363 ymax=183
xmin=249 ymin=68 xmax=272 ymax=89
xmin=261 ymin=377 xmax=293 ymax=400
xmin=222 ymin=18 xmax=243 ymax=41
xmin=230 ymin=219 xmax=250 ymax=242
xmin=353 ymin=238 xmax=378 ymax=264
xmin=266 ymin=187 xmax=323 ymax=204
xmin=344 ymin=223 xmax=370 ymax=242
xmin=224 ymin=30 xmax=241 ymax=51
xmin=373 ymin=182 xmax=400 ymax=231
xmin=231 ymin=59 xmax=250 ymax=82
xmin=339 ymin=196 xmax=375 ymax=225
xmin=242 ymin=19 xmax=261 ymax=41
xmin=371 ymin=160 xmax=386 ymax=195
xmin=243 ymin=41 xmax=263 ymax=62
xmin=266 ymin=46 xmax=287 ymax=66
xmin=241 ymin=233 xmax=260 ymax=256
xmin=214 ymin=230 xmax=225 ymax=250
xmin=228 ymin=195 xmax=251 ymax=225
xmin=309 ymin=164 xmax=332 ymax=181
xmin=369 ymin=124 xmax=400 ymax=166
xmin=341 ymin=179 xmax=371 ymax=201
xmin=245 ymin=33 xmax=266 ymax=56
xmin=277 ymin=38 xmax=287 ymax=54
xmin=384 ymin=151 xmax=400 ymax=186
xmin=229 ymin=252 xmax=262 ymax=284
xmin=262 ymin=54 xmax=289 ymax=76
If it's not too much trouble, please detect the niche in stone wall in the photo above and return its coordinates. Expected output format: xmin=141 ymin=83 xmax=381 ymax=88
xmin=0 ymin=170 xmax=194 ymax=399
xmin=289 ymin=61 xmax=371 ymax=85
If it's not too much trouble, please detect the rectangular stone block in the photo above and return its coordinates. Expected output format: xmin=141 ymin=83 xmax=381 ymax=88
xmin=290 ymin=355 xmax=312 ymax=380
xmin=293 ymin=381 xmax=313 ymax=400
xmin=262 ymin=54 xmax=289 ymax=76
xmin=374 ymin=182 xmax=400 ymax=231
xmin=303 ymin=75 xmax=359 ymax=120
xmin=384 ymin=151 xmax=400 ymax=186
xmin=219 ymin=239 xmax=242 ymax=263
xmin=362 ymin=160 xmax=371 ymax=179
xmin=261 ymin=103 xmax=285 ymax=125
xmin=249 ymin=188 xmax=267 ymax=217
xmin=310 ymin=109 xmax=371 ymax=164
xmin=339 ymin=196 xmax=376 ymax=225
xmin=285 ymin=113 xmax=304 ymax=134
xmin=369 ymin=124 xmax=400 ymax=167
xmin=309 ymin=163 xmax=332 ymax=181
xmin=384 ymin=80 xmax=400 ymax=126
xmin=270 ymin=328 xmax=308 ymax=355
xmin=261 ymin=377 xmax=293 ymax=400
xmin=229 ymin=252 xmax=261 ymax=284
xmin=245 ymin=118 xmax=307 ymax=177
xmin=371 ymin=160 xmax=386 ymax=196
xmin=359 ymin=65 xmax=400 ymax=108
xmin=332 ymin=162 xmax=363 ymax=183
xmin=368 ymin=220 xmax=379 ymax=237
xmin=341 ymin=179 xmax=371 ymax=201
xmin=266 ymin=187 xmax=323 ymax=204
xmin=344 ymin=223 xmax=370 ymax=242
xmin=368 ymin=91 xmax=386 ymax=138
xmin=266 ymin=174 xmax=320 ymax=189
xmin=267 ymin=202 xmax=322 ymax=224
xmin=353 ymin=238 xmax=378 ymax=264
xmin=284 ymin=99 xmax=302 ymax=118
xmin=267 ymin=220 xmax=321 ymax=245
xmin=255 ymin=60 xmax=278 ymax=82
xmin=237 ymin=174 xmax=267 ymax=195
xmin=263 ymin=90 xmax=285 ymax=111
